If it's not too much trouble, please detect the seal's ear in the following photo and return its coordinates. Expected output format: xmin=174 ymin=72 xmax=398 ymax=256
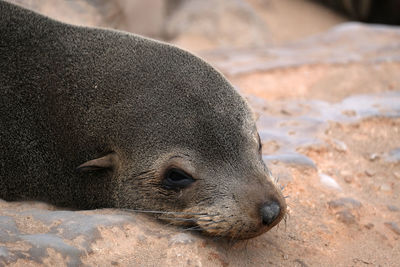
xmin=76 ymin=152 xmax=119 ymax=172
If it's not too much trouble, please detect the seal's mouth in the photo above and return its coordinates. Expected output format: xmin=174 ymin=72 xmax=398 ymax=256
xmin=159 ymin=198 xmax=286 ymax=240
xmin=153 ymin=174 xmax=287 ymax=240
xmin=195 ymin=185 xmax=287 ymax=239
xmin=123 ymin=202 xmax=286 ymax=240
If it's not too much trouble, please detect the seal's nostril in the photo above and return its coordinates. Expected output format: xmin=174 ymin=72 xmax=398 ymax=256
xmin=260 ymin=201 xmax=280 ymax=226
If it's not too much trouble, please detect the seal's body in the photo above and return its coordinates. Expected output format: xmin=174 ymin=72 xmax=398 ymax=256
xmin=0 ymin=0 xmax=285 ymax=239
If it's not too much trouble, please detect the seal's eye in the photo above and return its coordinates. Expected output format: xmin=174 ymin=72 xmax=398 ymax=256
xmin=162 ymin=168 xmax=195 ymax=190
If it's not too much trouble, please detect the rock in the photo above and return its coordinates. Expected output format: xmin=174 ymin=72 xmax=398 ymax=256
xmin=8 ymin=0 xmax=167 ymax=38
xmin=340 ymin=170 xmax=353 ymax=183
xmin=165 ymin=0 xmax=270 ymax=50
xmin=294 ymin=259 xmax=309 ymax=267
xmin=319 ymin=173 xmax=342 ymax=190
xmin=331 ymin=139 xmax=348 ymax=152
xmin=365 ymin=170 xmax=375 ymax=177
xmin=281 ymin=109 xmax=293 ymax=116
xmin=203 ymin=22 xmax=400 ymax=76
xmin=263 ymin=153 xmax=317 ymax=169
xmin=0 ymin=200 xmax=291 ymax=266
xmin=343 ymin=176 xmax=353 ymax=183
xmin=369 ymin=153 xmax=380 ymax=161
xmin=379 ymin=183 xmax=392 ymax=192
xmin=387 ymin=205 xmax=399 ymax=212
xmin=335 ymin=210 xmax=357 ymax=224
xmin=328 ymin=198 xmax=362 ymax=209
xmin=0 ymin=201 xmax=213 ymax=266
xmin=384 ymin=222 xmax=400 ymax=235
xmin=384 ymin=148 xmax=400 ymax=163
xmin=328 ymin=198 xmax=362 ymax=225
xmin=0 ymin=247 xmax=8 ymax=258
xmin=9 ymin=0 xmax=270 ymax=48
xmin=364 ymin=223 xmax=374 ymax=230
xmin=169 ymin=233 xmax=196 ymax=245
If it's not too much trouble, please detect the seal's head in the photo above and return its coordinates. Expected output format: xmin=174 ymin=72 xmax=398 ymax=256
xmin=77 ymin=42 xmax=286 ymax=239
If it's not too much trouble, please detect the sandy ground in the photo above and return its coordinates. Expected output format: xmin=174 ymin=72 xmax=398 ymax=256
xmin=233 ymin=63 xmax=400 ymax=265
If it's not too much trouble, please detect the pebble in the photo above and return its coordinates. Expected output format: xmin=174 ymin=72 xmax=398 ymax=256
xmin=343 ymin=176 xmax=353 ymax=183
xmin=294 ymin=259 xmax=309 ymax=267
xmin=369 ymin=153 xmax=380 ymax=161
xmin=379 ymin=183 xmax=392 ymax=192
xmin=328 ymin=197 xmax=362 ymax=209
xmin=169 ymin=233 xmax=196 ymax=245
xmin=336 ymin=210 xmax=356 ymax=224
xmin=364 ymin=223 xmax=374 ymax=230
xmin=319 ymin=173 xmax=342 ymax=190
xmin=364 ymin=170 xmax=375 ymax=177
xmin=332 ymin=139 xmax=348 ymax=152
xmin=0 ymin=247 xmax=8 ymax=258
xmin=263 ymin=153 xmax=317 ymax=169
xmin=384 ymin=222 xmax=400 ymax=235
xmin=394 ymin=171 xmax=400 ymax=180
xmin=328 ymin=198 xmax=362 ymax=225
xmin=387 ymin=205 xmax=399 ymax=212
xmin=340 ymin=170 xmax=353 ymax=183
xmin=384 ymin=148 xmax=400 ymax=163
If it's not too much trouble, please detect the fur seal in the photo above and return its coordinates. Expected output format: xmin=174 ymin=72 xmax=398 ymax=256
xmin=0 ymin=0 xmax=286 ymax=239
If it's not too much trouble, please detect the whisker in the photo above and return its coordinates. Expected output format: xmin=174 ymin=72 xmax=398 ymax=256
xmin=122 ymin=209 xmax=217 ymax=217
xmin=160 ymin=217 xmax=213 ymax=222
xmin=183 ymin=226 xmax=220 ymax=231
xmin=164 ymin=221 xmax=178 ymax=227
xmin=202 ymin=219 xmax=226 ymax=226
xmin=182 ymin=225 xmax=202 ymax=231
xmin=283 ymin=213 xmax=288 ymax=231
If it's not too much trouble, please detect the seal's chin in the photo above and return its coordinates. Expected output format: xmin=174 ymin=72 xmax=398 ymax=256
xmin=194 ymin=210 xmax=286 ymax=240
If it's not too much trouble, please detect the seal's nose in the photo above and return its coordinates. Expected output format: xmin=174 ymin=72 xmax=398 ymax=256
xmin=260 ymin=201 xmax=281 ymax=226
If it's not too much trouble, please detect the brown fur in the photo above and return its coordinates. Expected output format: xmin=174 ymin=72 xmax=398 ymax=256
xmin=0 ymin=0 xmax=286 ymax=239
